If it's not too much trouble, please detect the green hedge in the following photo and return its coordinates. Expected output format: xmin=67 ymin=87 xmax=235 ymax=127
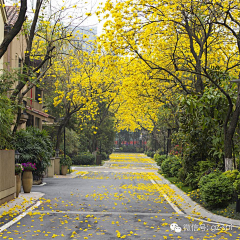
xmin=98 ymin=152 xmax=109 ymax=160
xmin=72 ymin=152 xmax=95 ymax=165
xmin=145 ymin=151 xmax=155 ymax=158
xmin=154 ymin=154 xmax=167 ymax=166
xmin=160 ymin=156 xmax=182 ymax=177
xmin=199 ymin=171 xmax=234 ymax=208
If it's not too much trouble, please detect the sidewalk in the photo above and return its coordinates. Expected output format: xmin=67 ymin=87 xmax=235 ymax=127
xmin=0 ymin=192 xmax=44 ymax=231
xmin=155 ymin=172 xmax=240 ymax=227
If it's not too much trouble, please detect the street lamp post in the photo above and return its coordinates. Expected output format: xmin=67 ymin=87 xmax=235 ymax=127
xmin=56 ymin=149 xmax=59 ymax=157
xmin=15 ymin=150 xmax=20 ymax=163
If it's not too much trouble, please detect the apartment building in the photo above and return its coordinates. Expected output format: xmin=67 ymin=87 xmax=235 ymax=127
xmin=3 ymin=5 xmax=54 ymax=130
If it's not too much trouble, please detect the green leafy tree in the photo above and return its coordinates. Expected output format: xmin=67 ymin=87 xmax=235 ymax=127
xmin=174 ymin=86 xmax=231 ymax=185
xmin=0 ymin=95 xmax=15 ymax=149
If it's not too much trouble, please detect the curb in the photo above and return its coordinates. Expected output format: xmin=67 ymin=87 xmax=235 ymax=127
xmin=0 ymin=192 xmax=45 ymax=217
xmin=155 ymin=173 xmax=240 ymax=227
xmin=52 ymin=170 xmax=88 ymax=179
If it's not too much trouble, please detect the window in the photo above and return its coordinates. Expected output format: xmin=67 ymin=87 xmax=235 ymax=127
xmin=35 ymin=86 xmax=42 ymax=102
xmin=26 ymin=114 xmax=34 ymax=127
xmin=35 ymin=117 xmax=40 ymax=128
xmin=18 ymin=58 xmax=22 ymax=68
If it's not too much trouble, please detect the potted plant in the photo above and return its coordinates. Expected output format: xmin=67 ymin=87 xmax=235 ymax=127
xmin=21 ymin=162 xmax=36 ymax=193
xmin=15 ymin=163 xmax=23 ymax=197
xmin=60 ymin=155 xmax=72 ymax=175
xmin=13 ymin=127 xmax=53 ymax=184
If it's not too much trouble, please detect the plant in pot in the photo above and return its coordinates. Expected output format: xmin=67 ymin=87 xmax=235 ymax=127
xmin=21 ymin=162 xmax=37 ymax=193
xmin=13 ymin=127 xmax=53 ymax=184
xmin=60 ymin=155 xmax=72 ymax=175
xmin=15 ymin=163 xmax=23 ymax=197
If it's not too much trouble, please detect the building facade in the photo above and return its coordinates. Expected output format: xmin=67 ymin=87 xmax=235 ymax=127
xmin=3 ymin=6 xmax=54 ymax=130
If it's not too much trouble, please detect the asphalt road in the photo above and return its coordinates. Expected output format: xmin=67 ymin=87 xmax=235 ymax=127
xmin=0 ymin=153 xmax=239 ymax=239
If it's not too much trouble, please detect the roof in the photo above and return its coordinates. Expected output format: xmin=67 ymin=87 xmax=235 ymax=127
xmin=5 ymin=6 xmax=18 ymax=26
xmin=0 ymin=0 xmax=7 ymax=23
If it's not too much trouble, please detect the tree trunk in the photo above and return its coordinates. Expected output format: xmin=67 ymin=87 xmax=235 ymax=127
xmin=167 ymin=129 xmax=172 ymax=155
xmin=224 ymin=84 xmax=240 ymax=171
xmin=56 ymin=124 xmax=63 ymax=151
xmin=12 ymin=94 xmax=24 ymax=135
xmin=195 ymin=61 xmax=204 ymax=93
xmin=224 ymin=133 xmax=233 ymax=171
xmin=12 ymin=106 xmax=22 ymax=135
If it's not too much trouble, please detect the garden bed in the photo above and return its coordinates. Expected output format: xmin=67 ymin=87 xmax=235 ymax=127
xmin=164 ymin=174 xmax=240 ymax=220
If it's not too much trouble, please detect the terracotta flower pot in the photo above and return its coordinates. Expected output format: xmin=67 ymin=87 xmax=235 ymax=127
xmin=61 ymin=165 xmax=68 ymax=175
xmin=15 ymin=174 xmax=21 ymax=197
xmin=22 ymin=171 xmax=33 ymax=193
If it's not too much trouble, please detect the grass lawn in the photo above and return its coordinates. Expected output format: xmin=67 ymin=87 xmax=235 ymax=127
xmin=164 ymin=176 xmax=192 ymax=193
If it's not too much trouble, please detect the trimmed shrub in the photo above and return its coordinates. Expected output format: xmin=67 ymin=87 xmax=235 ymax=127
xmin=155 ymin=149 xmax=164 ymax=155
xmin=161 ymin=156 xmax=182 ymax=177
xmin=145 ymin=151 xmax=155 ymax=158
xmin=223 ymin=169 xmax=239 ymax=183
xmin=199 ymin=171 xmax=234 ymax=208
xmin=136 ymin=147 xmax=144 ymax=153
xmin=72 ymin=152 xmax=95 ymax=165
xmin=181 ymin=160 xmax=216 ymax=190
xmin=161 ymin=158 xmax=172 ymax=176
xmin=178 ymin=167 xmax=187 ymax=182
xmin=99 ymin=152 xmax=109 ymax=160
xmin=223 ymin=170 xmax=240 ymax=196
xmin=233 ymin=177 xmax=240 ymax=194
xmin=170 ymin=158 xmax=182 ymax=176
xmin=185 ymin=172 xmax=199 ymax=189
xmin=154 ymin=154 xmax=167 ymax=166
xmin=122 ymin=145 xmax=136 ymax=152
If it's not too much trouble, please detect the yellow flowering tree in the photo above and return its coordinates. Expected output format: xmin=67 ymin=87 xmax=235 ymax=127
xmin=47 ymin=44 xmax=120 ymax=150
xmin=98 ymin=0 xmax=240 ymax=170
xmin=9 ymin=0 xmax=91 ymax=133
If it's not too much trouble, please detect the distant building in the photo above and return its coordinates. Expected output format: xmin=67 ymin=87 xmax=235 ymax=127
xmin=70 ymin=26 xmax=97 ymax=52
